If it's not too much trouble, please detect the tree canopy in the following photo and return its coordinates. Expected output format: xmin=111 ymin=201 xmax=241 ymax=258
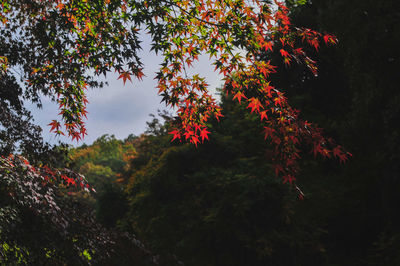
xmin=0 ymin=0 xmax=349 ymax=186
xmin=121 ymin=94 xmax=324 ymax=265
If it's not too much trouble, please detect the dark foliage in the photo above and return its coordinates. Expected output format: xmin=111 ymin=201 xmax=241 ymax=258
xmin=120 ymin=97 xmax=326 ymax=266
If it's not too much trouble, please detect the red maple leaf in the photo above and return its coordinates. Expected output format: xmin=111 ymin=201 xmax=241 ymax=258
xmin=169 ymin=129 xmax=181 ymax=141
xmin=274 ymin=96 xmax=284 ymax=107
xmin=260 ymin=111 xmax=268 ymax=121
xmin=263 ymin=126 xmax=275 ymax=140
xmin=66 ymin=177 xmax=76 ymax=186
xmin=183 ymin=129 xmax=194 ymax=140
xmin=214 ymin=112 xmax=223 ymax=121
xmin=118 ymin=71 xmax=132 ymax=85
xmin=233 ymin=91 xmax=247 ymax=103
xmin=323 ymin=34 xmax=337 ymax=45
xmin=333 ymin=146 xmax=350 ymax=163
xmin=48 ymin=120 xmax=61 ymax=133
xmin=200 ymin=128 xmax=210 ymax=142
xmin=263 ymin=41 xmax=273 ymax=52
xmin=70 ymin=131 xmax=81 ymax=142
xmin=191 ymin=135 xmax=200 ymax=146
xmin=280 ymin=49 xmax=289 ymax=57
xmin=247 ymin=98 xmax=262 ymax=113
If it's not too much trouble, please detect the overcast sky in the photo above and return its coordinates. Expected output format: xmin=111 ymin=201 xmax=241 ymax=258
xmin=28 ymin=33 xmax=223 ymax=146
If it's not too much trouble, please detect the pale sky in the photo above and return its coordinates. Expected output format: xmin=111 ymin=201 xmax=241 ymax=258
xmin=28 ymin=33 xmax=224 ymax=146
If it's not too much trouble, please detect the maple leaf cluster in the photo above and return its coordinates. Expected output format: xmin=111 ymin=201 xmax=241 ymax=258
xmin=1 ymin=154 xmax=94 ymax=193
xmin=150 ymin=0 xmax=349 ymax=186
xmin=0 ymin=154 xmax=95 ymax=236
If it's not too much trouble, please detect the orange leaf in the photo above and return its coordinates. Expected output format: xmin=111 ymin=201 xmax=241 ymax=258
xmin=233 ymin=91 xmax=247 ymax=103
xmin=118 ymin=71 xmax=132 ymax=85
xmin=260 ymin=111 xmax=268 ymax=121
xmin=200 ymin=128 xmax=210 ymax=142
xmin=169 ymin=129 xmax=181 ymax=141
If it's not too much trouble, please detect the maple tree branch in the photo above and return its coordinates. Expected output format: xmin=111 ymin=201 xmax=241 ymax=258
xmin=162 ymin=0 xmax=222 ymax=27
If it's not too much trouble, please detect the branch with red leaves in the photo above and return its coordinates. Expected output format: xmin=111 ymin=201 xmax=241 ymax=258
xmin=155 ymin=0 xmax=348 ymax=190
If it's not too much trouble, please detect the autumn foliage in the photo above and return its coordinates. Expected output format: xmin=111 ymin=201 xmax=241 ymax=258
xmin=0 ymin=0 xmax=350 ymax=186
